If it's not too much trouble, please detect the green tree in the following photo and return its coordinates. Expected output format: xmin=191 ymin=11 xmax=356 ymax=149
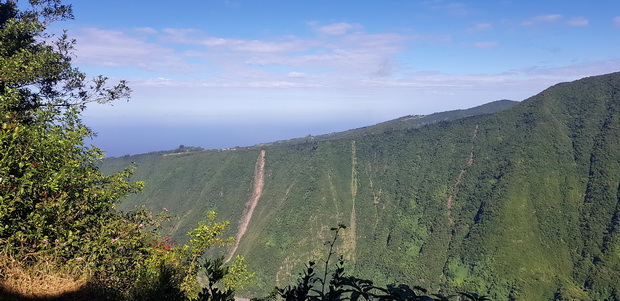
xmin=0 ymin=2 xmax=254 ymax=299
xmin=134 ymin=211 xmax=254 ymax=301
xmin=0 ymin=0 xmax=148 ymax=294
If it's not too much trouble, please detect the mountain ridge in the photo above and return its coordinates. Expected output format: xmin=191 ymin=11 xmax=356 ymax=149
xmin=264 ymin=99 xmax=518 ymax=146
xmin=101 ymin=72 xmax=620 ymax=300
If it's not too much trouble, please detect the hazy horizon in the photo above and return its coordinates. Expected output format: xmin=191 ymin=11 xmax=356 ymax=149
xmin=55 ymin=0 xmax=620 ymax=156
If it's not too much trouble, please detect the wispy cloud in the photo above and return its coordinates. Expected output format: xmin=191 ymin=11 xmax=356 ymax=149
xmin=71 ymin=20 xmax=617 ymax=100
xmin=473 ymin=41 xmax=499 ymax=48
xmin=73 ymin=28 xmax=187 ymax=72
xmin=510 ymin=59 xmax=620 ymax=78
xmin=522 ymin=14 xmax=562 ymax=26
xmin=467 ymin=22 xmax=492 ymax=33
xmin=310 ymin=22 xmax=362 ymax=35
xmin=287 ymin=71 xmax=306 ymax=78
xmin=410 ymin=33 xmax=453 ymax=43
xmin=356 ymin=58 xmax=620 ymax=95
xmin=126 ymin=58 xmax=620 ymax=92
xmin=567 ymin=17 xmax=588 ymax=27
xmin=167 ymin=25 xmax=407 ymax=78
xmin=71 ymin=22 xmax=414 ymax=89
xmin=428 ymin=1 xmax=470 ymax=16
xmin=134 ymin=27 xmax=158 ymax=34
xmin=614 ymin=16 xmax=620 ymax=27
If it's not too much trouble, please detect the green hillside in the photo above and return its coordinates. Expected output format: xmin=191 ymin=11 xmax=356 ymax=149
xmin=102 ymin=72 xmax=620 ymax=300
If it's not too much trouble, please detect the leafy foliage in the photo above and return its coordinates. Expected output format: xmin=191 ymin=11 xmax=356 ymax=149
xmin=0 ymin=1 xmax=253 ymax=300
xmin=132 ymin=212 xmax=253 ymax=301
xmin=0 ymin=1 xmax=146 ymax=294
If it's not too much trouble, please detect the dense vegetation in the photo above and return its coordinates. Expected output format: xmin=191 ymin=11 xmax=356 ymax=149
xmin=3 ymin=1 xmax=620 ymax=300
xmin=0 ymin=1 xmax=493 ymax=300
xmin=105 ymin=72 xmax=620 ymax=300
xmin=0 ymin=1 xmax=252 ymax=300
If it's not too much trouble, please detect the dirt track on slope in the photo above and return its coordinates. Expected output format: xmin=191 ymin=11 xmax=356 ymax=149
xmin=447 ymin=125 xmax=479 ymax=220
xmin=226 ymin=150 xmax=266 ymax=262
xmin=347 ymin=141 xmax=358 ymax=259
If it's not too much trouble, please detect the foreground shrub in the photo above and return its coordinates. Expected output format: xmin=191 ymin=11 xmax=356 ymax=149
xmin=0 ymin=210 xmax=252 ymax=301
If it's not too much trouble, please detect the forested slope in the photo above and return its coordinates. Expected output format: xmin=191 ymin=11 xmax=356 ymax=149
xmin=102 ymin=72 xmax=620 ymax=300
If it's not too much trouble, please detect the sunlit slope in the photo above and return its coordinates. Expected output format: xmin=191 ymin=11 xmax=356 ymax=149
xmin=102 ymin=72 xmax=620 ymax=300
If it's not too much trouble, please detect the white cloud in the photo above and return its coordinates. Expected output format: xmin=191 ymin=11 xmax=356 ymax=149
xmin=202 ymin=37 xmax=228 ymax=46
xmin=147 ymin=58 xmax=620 ymax=93
xmin=226 ymin=39 xmax=309 ymax=53
xmin=70 ymin=22 xmax=618 ymax=105
xmin=567 ymin=17 xmax=589 ymax=26
xmin=511 ymin=59 xmax=620 ymax=78
xmin=134 ymin=27 xmax=158 ymax=34
xmin=150 ymin=25 xmax=409 ymax=80
xmin=356 ymin=59 xmax=620 ymax=101
xmin=522 ymin=14 xmax=562 ymax=26
xmin=614 ymin=16 xmax=620 ymax=27
xmin=73 ymin=28 xmax=187 ymax=71
xmin=162 ymin=28 xmax=312 ymax=53
xmin=287 ymin=72 xmax=306 ymax=78
xmin=312 ymin=22 xmax=361 ymax=35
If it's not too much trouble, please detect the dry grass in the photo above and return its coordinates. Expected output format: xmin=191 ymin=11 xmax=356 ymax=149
xmin=0 ymin=254 xmax=98 ymax=301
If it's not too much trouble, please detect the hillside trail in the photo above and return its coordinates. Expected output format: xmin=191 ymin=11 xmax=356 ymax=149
xmin=447 ymin=125 xmax=479 ymax=222
xmin=347 ymin=140 xmax=358 ymax=259
xmin=226 ymin=149 xmax=266 ymax=262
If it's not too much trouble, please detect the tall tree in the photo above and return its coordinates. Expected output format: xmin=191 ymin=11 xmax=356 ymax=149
xmin=0 ymin=3 xmax=256 ymax=300
xmin=0 ymin=0 xmax=141 ymax=266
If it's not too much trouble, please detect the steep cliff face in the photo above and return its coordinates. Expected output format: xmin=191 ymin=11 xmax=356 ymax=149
xmin=103 ymin=72 xmax=620 ymax=300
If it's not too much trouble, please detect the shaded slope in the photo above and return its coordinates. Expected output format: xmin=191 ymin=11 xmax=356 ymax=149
xmin=106 ymin=149 xmax=260 ymax=245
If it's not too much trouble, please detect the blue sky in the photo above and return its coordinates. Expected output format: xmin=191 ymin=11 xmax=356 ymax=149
xmin=52 ymin=1 xmax=620 ymax=156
